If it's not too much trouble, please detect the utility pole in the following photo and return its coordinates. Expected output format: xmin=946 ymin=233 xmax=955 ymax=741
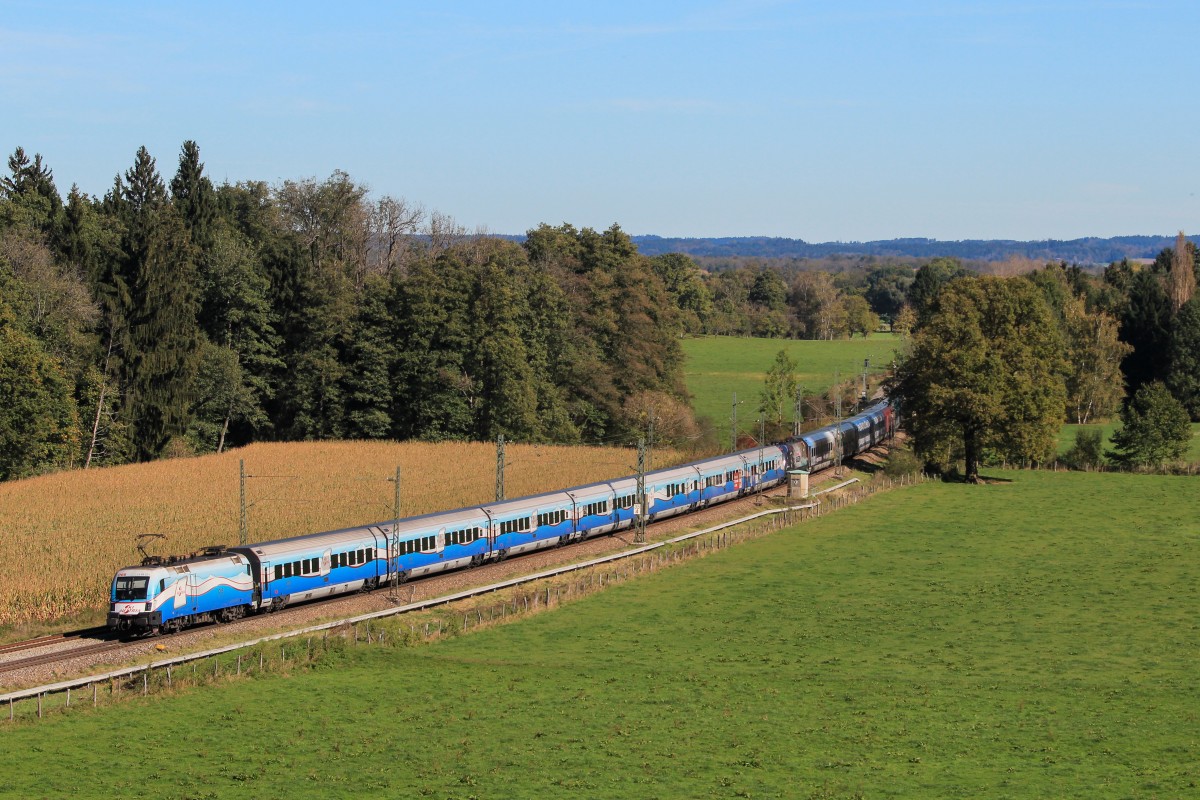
xmin=647 ymin=415 xmax=655 ymax=472
xmin=758 ymin=415 xmax=766 ymax=497
xmin=793 ymin=384 xmax=804 ymax=438
xmin=495 ymin=435 xmax=506 ymax=502
xmin=388 ymin=466 xmax=401 ymax=587
xmin=393 ymin=466 xmax=401 ymax=523
xmin=861 ymin=358 xmax=870 ymax=407
xmin=731 ymin=392 xmax=740 ymax=452
xmin=635 ymin=437 xmax=647 ymax=544
xmin=834 ymin=369 xmax=842 ymax=420
xmin=239 ymin=459 xmax=247 ymax=546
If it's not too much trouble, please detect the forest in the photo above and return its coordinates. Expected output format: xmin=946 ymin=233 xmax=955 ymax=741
xmin=0 ymin=143 xmax=689 ymax=480
xmin=1 ymin=141 xmax=1197 ymax=482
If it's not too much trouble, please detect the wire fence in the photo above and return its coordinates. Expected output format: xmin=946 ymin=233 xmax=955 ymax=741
xmin=2 ymin=469 xmax=932 ymax=725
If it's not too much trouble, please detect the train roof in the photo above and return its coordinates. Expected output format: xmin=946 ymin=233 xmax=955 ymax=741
xmin=235 ymin=404 xmax=890 ymax=553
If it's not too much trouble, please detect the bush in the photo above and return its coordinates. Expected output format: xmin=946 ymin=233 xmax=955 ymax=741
xmin=1063 ymin=428 xmax=1104 ymax=470
xmin=883 ymin=446 xmax=924 ymax=478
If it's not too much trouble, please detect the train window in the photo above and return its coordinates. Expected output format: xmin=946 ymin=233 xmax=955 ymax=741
xmin=366 ymin=548 xmax=373 ymax=562
xmin=114 ymin=576 xmax=148 ymax=601
xmin=284 ymin=563 xmax=292 ymax=578
xmin=340 ymin=552 xmax=348 ymax=567
xmin=357 ymin=549 xmax=365 ymax=563
xmin=537 ymin=510 xmax=568 ymax=527
xmin=274 ymin=565 xmax=283 ymax=581
xmin=583 ymin=500 xmax=609 ymax=516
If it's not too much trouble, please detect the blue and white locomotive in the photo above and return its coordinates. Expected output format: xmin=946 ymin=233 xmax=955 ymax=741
xmin=108 ymin=399 xmax=896 ymax=635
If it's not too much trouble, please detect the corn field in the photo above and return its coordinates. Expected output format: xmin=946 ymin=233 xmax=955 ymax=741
xmin=0 ymin=440 xmax=682 ymax=627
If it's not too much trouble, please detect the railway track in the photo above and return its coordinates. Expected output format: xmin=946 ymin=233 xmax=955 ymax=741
xmin=0 ymin=640 xmax=127 ymax=675
xmin=0 ymin=627 xmax=108 ymax=659
xmin=1 ymin=450 xmax=893 ymax=684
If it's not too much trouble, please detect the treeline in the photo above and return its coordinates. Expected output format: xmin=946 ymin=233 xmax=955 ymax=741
xmin=0 ymin=143 xmax=687 ymax=480
xmin=893 ymin=235 xmax=1200 ymax=478
xmin=651 ymin=255 xmax=948 ymax=339
xmin=633 ymin=233 xmax=1200 ymax=264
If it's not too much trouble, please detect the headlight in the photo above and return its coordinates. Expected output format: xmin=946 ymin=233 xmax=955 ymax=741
xmin=145 ymin=602 xmax=152 ymax=611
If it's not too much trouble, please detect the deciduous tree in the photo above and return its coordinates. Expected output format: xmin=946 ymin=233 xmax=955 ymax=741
xmin=1062 ymin=296 xmax=1130 ymax=424
xmin=758 ymin=349 xmax=798 ymax=438
xmin=893 ymin=276 xmax=1066 ymax=481
xmin=1169 ymin=231 xmax=1195 ymax=315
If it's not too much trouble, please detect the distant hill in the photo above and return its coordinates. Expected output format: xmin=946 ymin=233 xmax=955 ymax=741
xmin=625 ymin=234 xmax=1199 ymax=264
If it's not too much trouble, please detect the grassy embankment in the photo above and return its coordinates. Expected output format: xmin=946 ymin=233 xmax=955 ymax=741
xmin=682 ymin=334 xmax=899 ymax=425
xmin=0 ymin=440 xmax=684 ymax=630
xmin=3 ymin=470 xmax=1196 ymax=798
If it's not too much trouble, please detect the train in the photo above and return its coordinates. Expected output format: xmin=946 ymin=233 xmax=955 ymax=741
xmin=107 ymin=399 xmax=895 ymax=635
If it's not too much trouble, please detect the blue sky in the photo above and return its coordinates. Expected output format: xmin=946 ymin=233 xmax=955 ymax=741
xmin=3 ymin=1 xmax=1197 ymax=241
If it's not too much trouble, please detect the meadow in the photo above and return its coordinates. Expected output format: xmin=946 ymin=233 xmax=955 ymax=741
xmin=0 ymin=440 xmax=683 ymax=629
xmin=682 ymin=334 xmax=899 ymax=425
xmin=3 ymin=470 xmax=1196 ymax=798
xmin=1058 ymin=421 xmax=1200 ymax=462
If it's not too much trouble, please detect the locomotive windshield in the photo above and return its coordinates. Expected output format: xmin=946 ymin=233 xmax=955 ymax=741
xmin=114 ymin=576 xmax=149 ymax=601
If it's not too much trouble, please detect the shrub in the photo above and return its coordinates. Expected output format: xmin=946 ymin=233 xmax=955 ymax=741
xmin=1063 ymin=428 xmax=1104 ymax=470
xmin=883 ymin=446 xmax=924 ymax=478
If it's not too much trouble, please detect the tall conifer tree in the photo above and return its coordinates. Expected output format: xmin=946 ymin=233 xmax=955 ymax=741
xmin=111 ymin=147 xmax=201 ymax=459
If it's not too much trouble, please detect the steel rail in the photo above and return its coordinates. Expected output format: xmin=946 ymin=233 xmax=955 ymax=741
xmin=1 ymin=500 xmax=818 ymax=707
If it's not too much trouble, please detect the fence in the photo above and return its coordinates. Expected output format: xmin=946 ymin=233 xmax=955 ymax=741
xmin=2 ymin=469 xmax=930 ymax=724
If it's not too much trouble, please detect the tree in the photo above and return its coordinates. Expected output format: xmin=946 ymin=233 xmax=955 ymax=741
xmin=907 ymin=257 xmax=968 ymax=319
xmin=864 ymin=264 xmax=914 ymax=321
xmin=649 ymin=253 xmax=712 ymax=335
xmin=841 ymin=294 xmax=879 ymax=338
xmin=892 ymin=304 xmax=917 ymax=338
xmin=1167 ymin=297 xmax=1200 ymax=419
xmin=170 ymin=140 xmax=216 ymax=250
xmin=1061 ymin=296 xmax=1131 ymax=424
xmin=1119 ymin=267 xmax=1172 ymax=392
xmin=748 ymin=267 xmax=788 ymax=311
xmin=893 ymin=276 xmax=1066 ymax=481
xmin=107 ymin=146 xmax=202 ymax=459
xmin=190 ymin=223 xmax=281 ymax=448
xmin=0 ymin=147 xmax=62 ymax=235
xmin=0 ymin=293 xmax=79 ymax=479
xmin=1169 ymin=231 xmax=1195 ymax=315
xmin=620 ymin=390 xmax=699 ymax=450
xmin=789 ymin=270 xmax=844 ymax=339
xmin=1107 ymin=381 xmax=1191 ymax=468
xmin=758 ymin=349 xmax=799 ymax=438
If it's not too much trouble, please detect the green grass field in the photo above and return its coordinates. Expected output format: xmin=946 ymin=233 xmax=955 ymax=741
xmin=1058 ymin=421 xmax=1200 ymax=461
xmin=682 ymin=334 xmax=899 ymax=426
xmin=4 ymin=470 xmax=1197 ymax=798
